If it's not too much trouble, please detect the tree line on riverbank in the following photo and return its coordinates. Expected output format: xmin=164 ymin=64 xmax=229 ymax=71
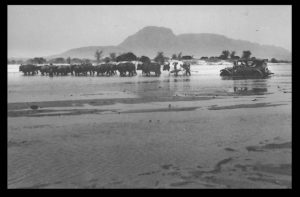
xmin=7 ymin=50 xmax=291 ymax=65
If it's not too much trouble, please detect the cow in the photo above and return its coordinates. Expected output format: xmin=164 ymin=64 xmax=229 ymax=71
xmin=137 ymin=62 xmax=161 ymax=76
xmin=38 ymin=65 xmax=51 ymax=75
xmin=72 ymin=64 xmax=94 ymax=76
xmin=56 ymin=65 xmax=71 ymax=76
xmin=94 ymin=63 xmax=108 ymax=76
xmin=19 ymin=64 xmax=39 ymax=75
xmin=70 ymin=64 xmax=78 ymax=76
xmin=116 ymin=62 xmax=136 ymax=77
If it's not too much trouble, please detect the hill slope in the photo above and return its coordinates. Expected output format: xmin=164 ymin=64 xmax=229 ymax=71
xmin=48 ymin=46 xmax=128 ymax=59
xmin=48 ymin=26 xmax=291 ymax=60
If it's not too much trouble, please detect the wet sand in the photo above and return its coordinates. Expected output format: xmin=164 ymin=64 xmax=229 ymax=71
xmin=7 ymin=63 xmax=291 ymax=188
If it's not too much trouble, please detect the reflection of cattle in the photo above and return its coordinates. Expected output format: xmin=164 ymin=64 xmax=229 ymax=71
xmin=117 ymin=62 xmax=136 ymax=77
xmin=137 ymin=62 xmax=161 ymax=76
xmin=19 ymin=64 xmax=39 ymax=75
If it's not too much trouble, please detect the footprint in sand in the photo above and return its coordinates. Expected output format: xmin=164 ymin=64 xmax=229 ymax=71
xmin=224 ymin=147 xmax=236 ymax=152
xmin=169 ymin=181 xmax=194 ymax=187
xmin=138 ymin=171 xmax=160 ymax=176
xmin=161 ymin=164 xmax=173 ymax=170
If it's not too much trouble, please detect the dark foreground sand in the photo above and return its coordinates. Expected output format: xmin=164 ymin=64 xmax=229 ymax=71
xmin=8 ymin=91 xmax=291 ymax=188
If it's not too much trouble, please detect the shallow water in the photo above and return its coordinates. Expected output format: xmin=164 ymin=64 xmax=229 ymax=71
xmin=7 ymin=63 xmax=291 ymax=103
xmin=7 ymin=62 xmax=292 ymax=188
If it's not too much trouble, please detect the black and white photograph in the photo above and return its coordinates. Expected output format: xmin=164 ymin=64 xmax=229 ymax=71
xmin=7 ymin=5 xmax=292 ymax=189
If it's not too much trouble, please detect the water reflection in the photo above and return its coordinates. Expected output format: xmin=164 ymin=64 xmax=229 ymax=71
xmin=134 ymin=75 xmax=192 ymax=99
xmin=232 ymin=79 xmax=268 ymax=95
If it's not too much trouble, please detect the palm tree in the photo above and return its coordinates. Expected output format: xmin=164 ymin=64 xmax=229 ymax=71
xmin=116 ymin=52 xmax=137 ymax=62
xmin=109 ymin=53 xmax=116 ymax=62
xmin=220 ymin=50 xmax=230 ymax=60
xmin=71 ymin=58 xmax=82 ymax=64
xmin=103 ymin=57 xmax=110 ymax=63
xmin=67 ymin=57 xmax=71 ymax=64
xmin=50 ymin=57 xmax=65 ymax=64
xmin=230 ymin=51 xmax=236 ymax=59
xmin=95 ymin=50 xmax=103 ymax=64
xmin=82 ymin=59 xmax=91 ymax=64
xmin=154 ymin=52 xmax=165 ymax=65
xmin=177 ymin=52 xmax=182 ymax=60
xmin=242 ymin=50 xmax=252 ymax=59
xmin=31 ymin=57 xmax=46 ymax=64
xmin=139 ymin=56 xmax=151 ymax=64
xmin=270 ymin=58 xmax=278 ymax=63
xmin=171 ymin=54 xmax=177 ymax=60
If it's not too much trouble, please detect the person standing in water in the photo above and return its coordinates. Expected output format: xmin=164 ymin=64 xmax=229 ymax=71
xmin=174 ymin=62 xmax=178 ymax=76
xmin=186 ymin=63 xmax=191 ymax=76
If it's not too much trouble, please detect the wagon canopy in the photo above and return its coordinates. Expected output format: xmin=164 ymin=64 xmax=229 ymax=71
xmin=234 ymin=59 xmax=267 ymax=68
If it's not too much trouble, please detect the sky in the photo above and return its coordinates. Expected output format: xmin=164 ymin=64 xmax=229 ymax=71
xmin=8 ymin=5 xmax=291 ymax=58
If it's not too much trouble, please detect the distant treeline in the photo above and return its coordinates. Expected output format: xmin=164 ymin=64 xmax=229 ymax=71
xmin=8 ymin=50 xmax=291 ymax=64
xmin=200 ymin=50 xmax=291 ymax=63
xmin=7 ymin=57 xmax=92 ymax=65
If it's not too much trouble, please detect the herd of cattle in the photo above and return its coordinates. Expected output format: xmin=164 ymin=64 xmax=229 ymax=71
xmin=19 ymin=61 xmax=191 ymax=77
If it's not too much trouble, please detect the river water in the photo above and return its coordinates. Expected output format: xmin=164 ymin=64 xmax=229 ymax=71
xmin=7 ymin=63 xmax=291 ymax=103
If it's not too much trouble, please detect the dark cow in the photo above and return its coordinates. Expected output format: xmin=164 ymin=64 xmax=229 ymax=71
xmin=101 ymin=63 xmax=116 ymax=76
xmin=94 ymin=64 xmax=107 ymax=76
xmin=38 ymin=65 xmax=51 ymax=75
xmin=48 ymin=65 xmax=58 ymax=76
xmin=136 ymin=62 xmax=146 ymax=75
xmin=56 ymin=65 xmax=71 ymax=76
xmin=117 ymin=62 xmax=136 ymax=77
xmin=137 ymin=62 xmax=161 ymax=76
xmin=107 ymin=63 xmax=118 ymax=76
xmin=70 ymin=64 xmax=78 ymax=76
xmin=94 ymin=63 xmax=116 ymax=76
xmin=72 ymin=64 xmax=94 ymax=76
xmin=85 ymin=63 xmax=95 ymax=76
xmin=111 ymin=63 xmax=118 ymax=75
xmin=19 ymin=64 xmax=39 ymax=75
xmin=73 ymin=65 xmax=84 ymax=76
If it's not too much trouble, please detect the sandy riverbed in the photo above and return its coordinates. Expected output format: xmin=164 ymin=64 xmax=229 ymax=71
xmin=7 ymin=63 xmax=292 ymax=188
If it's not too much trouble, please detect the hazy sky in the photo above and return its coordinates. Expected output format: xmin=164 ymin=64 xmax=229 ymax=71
xmin=8 ymin=5 xmax=291 ymax=58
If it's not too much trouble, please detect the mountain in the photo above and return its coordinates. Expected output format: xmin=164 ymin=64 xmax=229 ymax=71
xmin=46 ymin=26 xmax=291 ymax=60
xmin=118 ymin=26 xmax=179 ymax=57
